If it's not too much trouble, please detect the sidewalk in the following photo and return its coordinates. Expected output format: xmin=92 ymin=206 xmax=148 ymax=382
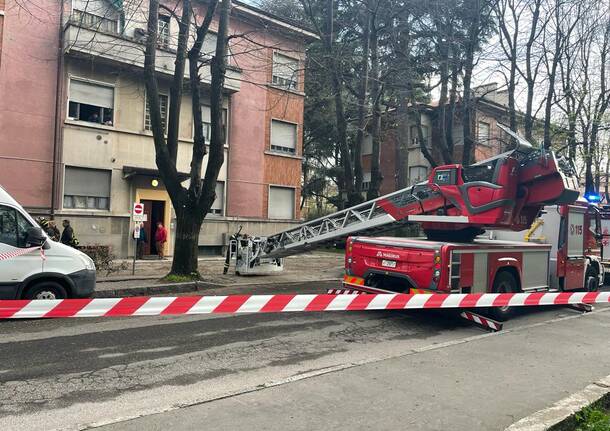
xmin=99 ymin=307 xmax=610 ymax=431
xmin=94 ymin=252 xmax=345 ymax=297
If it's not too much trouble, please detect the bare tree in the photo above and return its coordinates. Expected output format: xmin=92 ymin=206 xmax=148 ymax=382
xmin=144 ymin=0 xmax=229 ymax=276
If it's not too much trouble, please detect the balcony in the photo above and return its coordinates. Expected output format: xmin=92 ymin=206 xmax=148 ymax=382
xmin=63 ymin=23 xmax=241 ymax=92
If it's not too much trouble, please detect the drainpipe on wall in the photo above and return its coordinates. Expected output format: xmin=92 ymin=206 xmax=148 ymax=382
xmin=51 ymin=0 xmax=66 ymax=217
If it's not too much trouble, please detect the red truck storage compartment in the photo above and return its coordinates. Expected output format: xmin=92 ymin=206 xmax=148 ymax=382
xmin=350 ymin=237 xmax=438 ymax=291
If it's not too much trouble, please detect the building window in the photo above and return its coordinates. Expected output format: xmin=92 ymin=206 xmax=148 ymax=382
xmin=362 ymin=134 xmax=373 ymax=155
xmin=72 ymin=9 xmax=118 ymax=33
xmin=478 ymin=121 xmax=491 ymax=143
xmin=272 ymin=52 xmax=299 ymax=91
xmin=158 ymin=14 xmax=170 ymax=49
xmin=68 ymin=79 xmax=114 ymax=125
xmin=63 ymin=167 xmax=111 ymax=210
xmin=362 ymin=172 xmax=371 ymax=191
xmin=271 ymin=119 xmax=297 ymax=154
xmin=0 ymin=205 xmax=33 ymax=248
xmin=201 ymin=32 xmax=218 ymax=58
xmin=145 ymin=94 xmax=169 ymax=132
xmin=410 ymin=125 xmax=430 ymax=148
xmin=200 ymin=105 xmax=228 ymax=144
xmin=268 ymin=186 xmax=295 ymax=220
xmin=210 ymin=181 xmax=225 ymax=216
xmin=409 ymin=166 xmax=428 ymax=185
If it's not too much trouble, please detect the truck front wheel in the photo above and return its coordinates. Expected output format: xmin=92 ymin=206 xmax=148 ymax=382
xmin=488 ymin=271 xmax=518 ymax=322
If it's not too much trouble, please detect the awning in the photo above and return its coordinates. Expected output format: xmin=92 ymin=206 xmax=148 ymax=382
xmin=122 ymin=166 xmax=190 ymax=181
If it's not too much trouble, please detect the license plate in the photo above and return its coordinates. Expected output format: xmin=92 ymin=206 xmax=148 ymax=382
xmin=381 ymin=259 xmax=397 ymax=268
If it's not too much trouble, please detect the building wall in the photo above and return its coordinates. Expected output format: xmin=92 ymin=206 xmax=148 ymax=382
xmin=0 ymin=0 xmax=5 ymax=68
xmin=362 ymin=111 xmax=433 ymax=196
xmin=227 ymin=17 xmax=305 ymax=220
xmin=55 ymin=1 xmax=308 ymax=256
xmin=0 ymin=0 xmax=59 ymax=211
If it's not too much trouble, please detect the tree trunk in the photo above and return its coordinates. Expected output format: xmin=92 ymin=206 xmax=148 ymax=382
xmin=436 ymin=41 xmax=452 ymax=164
xmin=367 ymin=20 xmax=382 ymax=200
xmin=171 ymin=209 xmax=202 ymax=276
xmin=395 ymin=97 xmax=410 ymax=189
xmin=523 ymin=0 xmax=543 ymax=141
xmin=354 ymin=2 xmax=372 ymax=197
xmin=324 ymin=0 xmax=355 ymax=207
xmin=446 ymin=44 xmax=459 ymax=156
xmin=416 ymin=108 xmax=437 ymax=168
xmin=462 ymin=0 xmax=480 ymax=165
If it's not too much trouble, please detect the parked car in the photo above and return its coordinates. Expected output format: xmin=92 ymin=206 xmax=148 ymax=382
xmin=0 ymin=186 xmax=95 ymax=299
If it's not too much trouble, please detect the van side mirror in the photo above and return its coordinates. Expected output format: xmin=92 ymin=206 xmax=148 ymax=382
xmin=26 ymin=226 xmax=47 ymax=247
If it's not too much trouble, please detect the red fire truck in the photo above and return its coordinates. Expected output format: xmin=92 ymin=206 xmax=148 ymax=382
xmin=225 ymin=125 xmax=603 ymax=321
xmin=343 ymin=201 xmax=605 ymax=320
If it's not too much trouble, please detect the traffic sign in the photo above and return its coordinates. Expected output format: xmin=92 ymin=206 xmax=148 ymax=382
xmin=133 ymin=202 xmax=144 ymax=215
xmin=134 ymin=223 xmax=141 ymax=239
xmin=133 ymin=214 xmax=147 ymax=222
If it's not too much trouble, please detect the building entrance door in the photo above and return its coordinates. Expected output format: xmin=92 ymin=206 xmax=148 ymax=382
xmin=141 ymin=200 xmax=166 ymax=256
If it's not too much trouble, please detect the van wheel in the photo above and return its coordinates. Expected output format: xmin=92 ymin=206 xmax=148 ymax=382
xmin=488 ymin=271 xmax=518 ymax=322
xmin=24 ymin=282 xmax=67 ymax=300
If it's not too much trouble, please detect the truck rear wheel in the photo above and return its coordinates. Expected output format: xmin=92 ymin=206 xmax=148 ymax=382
xmin=488 ymin=271 xmax=518 ymax=322
xmin=585 ymin=268 xmax=599 ymax=292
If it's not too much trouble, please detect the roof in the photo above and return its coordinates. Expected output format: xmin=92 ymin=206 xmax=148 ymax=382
xmin=232 ymin=0 xmax=319 ymax=41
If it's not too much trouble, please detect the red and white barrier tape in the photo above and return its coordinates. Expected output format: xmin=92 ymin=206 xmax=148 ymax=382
xmin=327 ymin=288 xmax=365 ymax=295
xmin=459 ymin=311 xmax=502 ymax=331
xmin=0 ymin=246 xmax=44 ymax=262
xmin=1 ymin=291 xmax=609 ymax=319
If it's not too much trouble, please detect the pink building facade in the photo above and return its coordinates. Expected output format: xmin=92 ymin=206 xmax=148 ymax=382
xmin=0 ymin=0 xmax=315 ymax=257
xmin=0 ymin=0 xmax=61 ymax=211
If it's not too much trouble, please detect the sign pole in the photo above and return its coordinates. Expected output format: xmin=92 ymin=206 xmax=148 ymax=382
xmin=132 ymin=232 xmax=137 ymax=276
xmin=132 ymin=203 xmax=144 ymax=276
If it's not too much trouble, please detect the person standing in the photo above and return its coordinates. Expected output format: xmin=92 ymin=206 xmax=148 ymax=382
xmin=47 ymin=220 xmax=61 ymax=241
xmin=155 ymin=221 xmax=167 ymax=259
xmin=136 ymin=222 xmax=147 ymax=260
xmin=61 ymin=219 xmax=79 ymax=248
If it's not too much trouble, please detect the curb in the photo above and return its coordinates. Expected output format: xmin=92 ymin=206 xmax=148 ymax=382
xmin=93 ymin=278 xmax=343 ymax=298
xmin=505 ymin=375 xmax=610 ymax=431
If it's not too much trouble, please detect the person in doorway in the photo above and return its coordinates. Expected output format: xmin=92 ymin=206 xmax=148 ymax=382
xmin=136 ymin=222 xmax=147 ymax=260
xmin=61 ymin=219 xmax=79 ymax=248
xmin=155 ymin=221 xmax=167 ymax=259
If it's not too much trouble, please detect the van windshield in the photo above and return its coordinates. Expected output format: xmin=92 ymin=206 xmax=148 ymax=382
xmin=0 ymin=205 xmax=34 ymax=248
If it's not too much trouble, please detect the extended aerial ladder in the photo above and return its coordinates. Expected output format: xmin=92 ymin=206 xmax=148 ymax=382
xmin=225 ymin=127 xmax=580 ymax=275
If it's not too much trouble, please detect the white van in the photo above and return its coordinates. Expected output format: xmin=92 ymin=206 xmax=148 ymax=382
xmin=0 ymin=186 xmax=95 ymax=300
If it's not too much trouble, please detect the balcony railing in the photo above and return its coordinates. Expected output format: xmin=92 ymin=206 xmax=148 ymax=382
xmin=63 ymin=23 xmax=241 ymax=92
xmin=70 ymin=10 xmax=119 ymax=34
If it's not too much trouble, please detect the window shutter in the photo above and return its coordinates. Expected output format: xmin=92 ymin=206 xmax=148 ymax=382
xmin=268 ymin=186 xmax=295 ymax=220
xmin=271 ymin=120 xmax=297 ymax=150
xmin=70 ymin=80 xmax=114 ymax=108
xmin=273 ymin=53 xmax=298 ymax=82
xmin=211 ymin=182 xmax=224 ymax=211
xmin=201 ymin=105 xmax=211 ymax=123
xmin=201 ymin=33 xmax=218 ymax=57
xmin=64 ymin=167 xmax=111 ymax=197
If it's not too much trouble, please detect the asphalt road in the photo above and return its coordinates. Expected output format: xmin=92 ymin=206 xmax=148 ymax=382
xmin=1 ymin=282 xmax=609 ymax=431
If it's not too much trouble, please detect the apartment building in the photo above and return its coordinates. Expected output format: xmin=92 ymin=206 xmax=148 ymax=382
xmin=0 ymin=0 xmax=315 ymax=257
